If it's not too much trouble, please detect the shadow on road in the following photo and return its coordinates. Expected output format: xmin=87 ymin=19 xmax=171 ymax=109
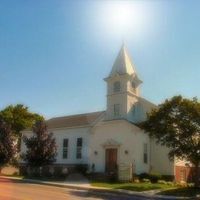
xmin=68 ymin=189 xmax=155 ymax=200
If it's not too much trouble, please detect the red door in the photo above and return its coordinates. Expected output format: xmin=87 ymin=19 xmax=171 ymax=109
xmin=105 ymin=148 xmax=117 ymax=173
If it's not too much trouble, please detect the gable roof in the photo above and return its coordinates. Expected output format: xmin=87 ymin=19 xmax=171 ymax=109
xmin=109 ymin=44 xmax=137 ymax=77
xmin=46 ymin=111 xmax=105 ymax=129
xmin=131 ymin=97 xmax=157 ymax=123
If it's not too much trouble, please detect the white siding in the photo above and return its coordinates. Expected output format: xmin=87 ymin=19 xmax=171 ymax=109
xmin=89 ymin=120 xmax=150 ymax=174
xmin=21 ymin=127 xmax=91 ymax=165
xmin=150 ymin=138 xmax=174 ymax=175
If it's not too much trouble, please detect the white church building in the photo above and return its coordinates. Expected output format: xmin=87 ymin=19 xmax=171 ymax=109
xmin=21 ymin=45 xmax=176 ymax=180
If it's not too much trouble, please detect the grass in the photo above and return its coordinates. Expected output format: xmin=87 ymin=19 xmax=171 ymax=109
xmin=1 ymin=174 xmax=24 ymax=179
xmin=91 ymin=181 xmax=176 ymax=192
xmin=24 ymin=176 xmax=66 ymax=182
xmin=1 ymin=174 xmax=66 ymax=182
xmin=158 ymin=187 xmax=200 ymax=197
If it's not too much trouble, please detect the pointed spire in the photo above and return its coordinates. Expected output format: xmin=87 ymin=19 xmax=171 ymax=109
xmin=108 ymin=44 xmax=137 ymax=77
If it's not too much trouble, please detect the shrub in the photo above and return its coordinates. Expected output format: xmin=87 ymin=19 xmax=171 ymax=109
xmin=54 ymin=166 xmax=63 ymax=177
xmin=138 ymin=173 xmax=173 ymax=183
xmin=75 ymin=164 xmax=88 ymax=174
xmin=149 ymin=173 xmax=161 ymax=183
xmin=166 ymin=181 xmax=175 ymax=186
xmin=158 ymin=180 xmax=167 ymax=184
xmin=138 ymin=173 xmax=149 ymax=180
xmin=161 ymin=175 xmax=174 ymax=182
xmin=107 ymin=172 xmax=118 ymax=183
xmin=142 ymin=178 xmax=151 ymax=183
xmin=12 ymin=171 xmax=19 ymax=176
xmin=187 ymin=183 xmax=195 ymax=187
xmin=133 ymin=175 xmax=140 ymax=183
xmin=41 ymin=166 xmax=53 ymax=177
xmin=134 ymin=179 xmax=140 ymax=183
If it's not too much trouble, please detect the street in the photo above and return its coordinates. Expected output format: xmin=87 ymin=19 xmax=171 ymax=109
xmin=0 ymin=178 xmax=165 ymax=200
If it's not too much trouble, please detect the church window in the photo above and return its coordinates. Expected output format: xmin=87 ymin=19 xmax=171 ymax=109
xmin=132 ymin=105 xmax=136 ymax=113
xmin=76 ymin=138 xmax=82 ymax=159
xmin=114 ymin=104 xmax=120 ymax=117
xmin=113 ymin=81 xmax=120 ymax=92
xmin=143 ymin=143 xmax=148 ymax=164
xmin=131 ymin=81 xmax=135 ymax=88
xmin=63 ymin=139 xmax=68 ymax=159
xmin=131 ymin=81 xmax=136 ymax=92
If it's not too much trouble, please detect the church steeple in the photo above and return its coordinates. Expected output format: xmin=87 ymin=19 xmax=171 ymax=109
xmin=104 ymin=45 xmax=142 ymax=121
xmin=108 ymin=44 xmax=141 ymax=80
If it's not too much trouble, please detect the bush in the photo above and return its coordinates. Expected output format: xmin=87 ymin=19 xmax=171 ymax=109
xmin=41 ymin=166 xmax=53 ymax=177
xmin=138 ymin=173 xmax=174 ymax=183
xmin=142 ymin=178 xmax=151 ymax=183
xmin=138 ymin=173 xmax=149 ymax=180
xmin=149 ymin=173 xmax=162 ymax=183
xmin=134 ymin=179 xmax=140 ymax=183
xmin=187 ymin=183 xmax=195 ymax=187
xmin=166 ymin=181 xmax=175 ymax=186
xmin=12 ymin=171 xmax=19 ymax=176
xmin=158 ymin=180 xmax=167 ymax=184
xmin=54 ymin=166 xmax=63 ymax=177
xmin=75 ymin=164 xmax=88 ymax=174
xmin=161 ymin=175 xmax=174 ymax=182
xmin=107 ymin=172 xmax=118 ymax=183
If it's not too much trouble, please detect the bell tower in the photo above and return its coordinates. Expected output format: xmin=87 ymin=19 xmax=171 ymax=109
xmin=104 ymin=45 xmax=142 ymax=121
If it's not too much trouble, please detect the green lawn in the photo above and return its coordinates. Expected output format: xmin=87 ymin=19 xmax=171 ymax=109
xmin=24 ymin=176 xmax=66 ymax=182
xmin=2 ymin=174 xmax=66 ymax=182
xmin=158 ymin=187 xmax=200 ymax=197
xmin=2 ymin=174 xmax=24 ymax=179
xmin=91 ymin=181 xmax=176 ymax=192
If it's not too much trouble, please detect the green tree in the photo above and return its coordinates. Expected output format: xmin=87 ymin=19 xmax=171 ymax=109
xmin=0 ymin=104 xmax=43 ymax=152
xmin=0 ymin=118 xmax=17 ymax=173
xmin=22 ymin=121 xmax=57 ymax=168
xmin=141 ymin=96 xmax=200 ymax=187
xmin=0 ymin=104 xmax=43 ymax=137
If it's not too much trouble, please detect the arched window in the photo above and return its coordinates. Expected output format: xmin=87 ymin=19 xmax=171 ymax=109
xmin=114 ymin=104 xmax=120 ymax=117
xmin=131 ymin=81 xmax=135 ymax=88
xmin=113 ymin=81 xmax=120 ymax=92
xmin=131 ymin=81 xmax=136 ymax=92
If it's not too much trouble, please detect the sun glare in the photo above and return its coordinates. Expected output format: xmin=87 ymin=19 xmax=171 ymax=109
xmin=97 ymin=1 xmax=151 ymax=38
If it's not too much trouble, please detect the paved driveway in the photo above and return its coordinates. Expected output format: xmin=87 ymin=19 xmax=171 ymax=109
xmin=0 ymin=177 xmax=174 ymax=200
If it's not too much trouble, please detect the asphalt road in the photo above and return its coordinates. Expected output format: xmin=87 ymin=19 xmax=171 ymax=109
xmin=0 ymin=178 xmax=171 ymax=200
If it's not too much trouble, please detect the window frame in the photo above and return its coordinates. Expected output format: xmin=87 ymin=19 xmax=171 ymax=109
xmin=63 ymin=138 xmax=69 ymax=159
xmin=143 ymin=143 xmax=148 ymax=164
xmin=114 ymin=104 xmax=120 ymax=117
xmin=76 ymin=138 xmax=82 ymax=159
xmin=131 ymin=81 xmax=136 ymax=92
xmin=113 ymin=81 xmax=121 ymax=93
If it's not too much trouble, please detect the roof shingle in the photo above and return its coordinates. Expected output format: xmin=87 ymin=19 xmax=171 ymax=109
xmin=46 ymin=111 xmax=105 ymax=129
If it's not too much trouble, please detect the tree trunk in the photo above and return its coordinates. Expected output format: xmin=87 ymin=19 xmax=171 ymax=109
xmin=194 ymin=163 xmax=199 ymax=188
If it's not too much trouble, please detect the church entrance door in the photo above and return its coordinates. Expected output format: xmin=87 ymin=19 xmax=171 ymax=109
xmin=105 ymin=148 xmax=117 ymax=173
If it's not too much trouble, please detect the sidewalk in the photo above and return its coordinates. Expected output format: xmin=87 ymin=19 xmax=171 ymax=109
xmin=0 ymin=175 xmax=192 ymax=200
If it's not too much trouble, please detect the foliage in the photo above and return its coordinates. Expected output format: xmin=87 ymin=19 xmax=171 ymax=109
xmin=75 ymin=164 xmax=88 ymax=175
xmin=138 ymin=173 xmax=162 ymax=183
xmin=91 ymin=181 xmax=176 ymax=191
xmin=0 ymin=104 xmax=43 ymax=137
xmin=22 ymin=120 xmax=57 ymax=167
xmin=158 ymin=180 xmax=167 ymax=184
xmin=0 ymin=118 xmax=17 ymax=170
xmin=141 ymin=96 xmax=200 ymax=186
xmin=149 ymin=174 xmax=162 ymax=183
xmin=158 ymin=187 xmax=200 ymax=197
xmin=141 ymin=178 xmax=150 ymax=183
xmin=138 ymin=173 xmax=149 ymax=180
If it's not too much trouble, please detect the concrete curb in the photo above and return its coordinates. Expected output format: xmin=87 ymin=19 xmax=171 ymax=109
xmin=0 ymin=176 xmax=194 ymax=200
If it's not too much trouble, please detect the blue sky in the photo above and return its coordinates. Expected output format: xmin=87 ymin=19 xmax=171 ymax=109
xmin=0 ymin=0 xmax=200 ymax=118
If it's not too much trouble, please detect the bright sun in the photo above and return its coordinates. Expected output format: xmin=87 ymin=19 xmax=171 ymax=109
xmin=98 ymin=1 xmax=149 ymax=38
